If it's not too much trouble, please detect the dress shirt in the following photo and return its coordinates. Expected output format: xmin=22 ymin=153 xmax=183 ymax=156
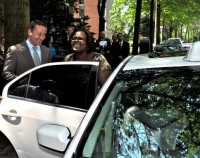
xmin=119 ymin=41 xmax=123 ymax=48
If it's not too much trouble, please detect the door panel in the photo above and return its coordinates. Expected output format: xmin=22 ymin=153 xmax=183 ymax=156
xmin=0 ymin=63 xmax=99 ymax=158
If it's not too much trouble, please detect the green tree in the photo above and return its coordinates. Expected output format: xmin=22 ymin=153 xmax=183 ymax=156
xmin=4 ymin=0 xmax=30 ymax=52
xmin=110 ymin=0 xmax=200 ymax=45
xmin=30 ymin=0 xmax=75 ymax=46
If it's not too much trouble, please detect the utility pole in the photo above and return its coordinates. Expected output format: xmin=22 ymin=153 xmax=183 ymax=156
xmin=79 ymin=0 xmax=84 ymax=26
xmin=149 ymin=0 xmax=154 ymax=53
xmin=153 ymin=0 xmax=157 ymax=47
xmin=97 ymin=0 xmax=106 ymax=37
xmin=132 ymin=0 xmax=142 ymax=55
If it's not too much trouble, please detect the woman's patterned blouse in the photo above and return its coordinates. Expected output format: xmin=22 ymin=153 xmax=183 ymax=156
xmin=64 ymin=52 xmax=111 ymax=72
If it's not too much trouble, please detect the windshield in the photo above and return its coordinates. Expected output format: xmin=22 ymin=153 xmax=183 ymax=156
xmin=78 ymin=66 xmax=200 ymax=158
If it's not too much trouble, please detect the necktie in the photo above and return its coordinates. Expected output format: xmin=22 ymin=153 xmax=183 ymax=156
xmin=33 ymin=46 xmax=40 ymax=66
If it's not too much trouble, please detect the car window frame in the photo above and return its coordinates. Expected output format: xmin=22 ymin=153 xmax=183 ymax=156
xmin=6 ymin=62 xmax=99 ymax=110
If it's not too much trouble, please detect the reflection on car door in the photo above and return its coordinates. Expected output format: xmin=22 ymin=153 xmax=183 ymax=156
xmin=0 ymin=62 xmax=99 ymax=158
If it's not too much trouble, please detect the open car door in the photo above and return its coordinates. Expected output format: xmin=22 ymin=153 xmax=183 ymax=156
xmin=0 ymin=61 xmax=99 ymax=158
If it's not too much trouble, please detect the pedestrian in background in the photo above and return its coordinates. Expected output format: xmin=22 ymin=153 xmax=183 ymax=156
xmin=0 ymin=36 xmax=4 ymax=63
xmin=62 ymin=26 xmax=74 ymax=55
xmin=95 ymin=31 xmax=111 ymax=55
xmin=110 ymin=33 xmax=130 ymax=70
xmin=0 ymin=37 xmax=5 ymax=54
xmin=43 ymin=35 xmax=57 ymax=61
xmin=111 ymin=32 xmax=118 ymax=43
xmin=0 ymin=37 xmax=5 ymax=95
xmin=48 ymin=36 xmax=57 ymax=60
xmin=64 ymin=28 xmax=112 ymax=87
xmin=95 ymin=31 xmax=112 ymax=66
xmin=2 ymin=20 xmax=51 ymax=84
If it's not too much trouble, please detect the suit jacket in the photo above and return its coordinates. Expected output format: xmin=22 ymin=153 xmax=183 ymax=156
xmin=111 ymin=41 xmax=130 ymax=59
xmin=95 ymin=38 xmax=111 ymax=54
xmin=2 ymin=41 xmax=51 ymax=83
xmin=110 ymin=41 xmax=130 ymax=70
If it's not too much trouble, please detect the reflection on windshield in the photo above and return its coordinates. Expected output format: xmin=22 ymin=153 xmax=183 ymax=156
xmin=82 ymin=66 xmax=200 ymax=158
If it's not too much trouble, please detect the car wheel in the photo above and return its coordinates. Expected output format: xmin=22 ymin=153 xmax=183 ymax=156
xmin=0 ymin=133 xmax=18 ymax=158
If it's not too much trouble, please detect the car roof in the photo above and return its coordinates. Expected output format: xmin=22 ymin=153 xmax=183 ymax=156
xmin=123 ymin=54 xmax=200 ymax=71
xmin=123 ymin=41 xmax=200 ymax=70
xmin=168 ymin=37 xmax=181 ymax=40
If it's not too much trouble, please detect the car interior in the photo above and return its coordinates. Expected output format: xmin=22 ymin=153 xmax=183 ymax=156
xmin=8 ymin=64 xmax=99 ymax=110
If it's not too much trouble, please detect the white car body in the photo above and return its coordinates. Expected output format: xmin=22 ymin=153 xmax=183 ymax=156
xmin=1 ymin=41 xmax=200 ymax=158
xmin=64 ymin=41 xmax=200 ymax=157
xmin=64 ymin=54 xmax=200 ymax=157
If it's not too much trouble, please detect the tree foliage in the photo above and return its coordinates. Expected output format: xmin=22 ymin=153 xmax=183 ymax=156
xmin=2 ymin=0 xmax=93 ymax=53
xmin=110 ymin=0 xmax=200 ymax=42
xmin=30 ymin=0 xmax=75 ymax=46
xmin=4 ymin=0 xmax=30 ymax=51
xmin=30 ymin=0 xmax=92 ymax=48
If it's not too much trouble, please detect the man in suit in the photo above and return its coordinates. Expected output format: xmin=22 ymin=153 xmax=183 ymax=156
xmin=95 ymin=31 xmax=112 ymax=65
xmin=62 ymin=26 xmax=74 ymax=55
xmin=95 ymin=31 xmax=111 ymax=55
xmin=2 ymin=20 xmax=51 ymax=84
xmin=111 ymin=33 xmax=130 ymax=70
xmin=111 ymin=32 xmax=118 ymax=43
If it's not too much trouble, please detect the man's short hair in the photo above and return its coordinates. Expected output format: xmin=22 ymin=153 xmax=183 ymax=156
xmin=29 ymin=20 xmax=46 ymax=31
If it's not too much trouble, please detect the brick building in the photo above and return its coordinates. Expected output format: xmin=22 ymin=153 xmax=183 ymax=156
xmin=74 ymin=0 xmax=99 ymax=40
xmin=74 ymin=0 xmax=114 ymax=40
xmin=84 ymin=0 xmax=99 ymax=40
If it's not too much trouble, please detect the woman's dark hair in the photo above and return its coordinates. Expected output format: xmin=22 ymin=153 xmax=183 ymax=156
xmin=70 ymin=28 xmax=96 ymax=53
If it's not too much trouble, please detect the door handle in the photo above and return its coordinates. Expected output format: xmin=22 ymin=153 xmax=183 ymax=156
xmin=2 ymin=110 xmax=21 ymax=117
xmin=2 ymin=110 xmax=21 ymax=123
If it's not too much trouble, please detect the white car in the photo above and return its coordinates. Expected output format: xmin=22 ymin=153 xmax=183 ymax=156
xmin=1 ymin=41 xmax=200 ymax=158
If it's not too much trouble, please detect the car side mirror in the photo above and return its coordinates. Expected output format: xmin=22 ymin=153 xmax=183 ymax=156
xmin=37 ymin=124 xmax=71 ymax=152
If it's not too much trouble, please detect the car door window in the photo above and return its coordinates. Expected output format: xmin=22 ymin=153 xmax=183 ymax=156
xmin=8 ymin=74 xmax=30 ymax=97
xmin=8 ymin=64 xmax=98 ymax=109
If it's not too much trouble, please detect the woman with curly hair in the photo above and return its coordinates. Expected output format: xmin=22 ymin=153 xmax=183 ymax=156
xmin=64 ymin=28 xmax=112 ymax=87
